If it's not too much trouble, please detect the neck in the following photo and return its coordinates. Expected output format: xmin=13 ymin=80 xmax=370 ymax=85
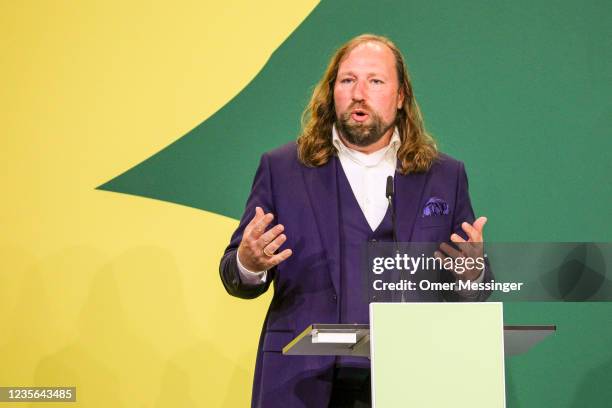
xmin=338 ymin=127 xmax=394 ymax=154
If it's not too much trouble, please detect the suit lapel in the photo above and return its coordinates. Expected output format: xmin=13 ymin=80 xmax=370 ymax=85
xmin=395 ymin=168 xmax=429 ymax=242
xmin=301 ymin=157 xmax=341 ymax=296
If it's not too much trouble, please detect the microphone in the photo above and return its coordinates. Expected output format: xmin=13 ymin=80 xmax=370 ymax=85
xmin=386 ymin=176 xmax=398 ymax=244
xmin=386 ymin=175 xmax=394 ymax=201
xmin=386 ymin=175 xmax=405 ymax=301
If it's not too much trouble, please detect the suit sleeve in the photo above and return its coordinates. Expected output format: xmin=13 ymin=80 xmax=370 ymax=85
xmin=442 ymin=161 xmax=493 ymax=302
xmin=219 ymin=153 xmax=276 ymax=299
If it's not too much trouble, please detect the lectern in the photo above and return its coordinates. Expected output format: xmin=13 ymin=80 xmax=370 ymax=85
xmin=283 ymin=302 xmax=555 ymax=407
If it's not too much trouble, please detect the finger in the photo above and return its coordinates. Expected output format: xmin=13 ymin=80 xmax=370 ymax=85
xmin=262 ymin=233 xmax=287 ymax=255
xmin=461 ymin=222 xmax=484 ymax=243
xmin=450 ymin=233 xmax=477 ymax=257
xmin=251 ymin=212 xmax=275 ymax=240
xmin=440 ymin=242 xmax=463 ymax=259
xmin=433 ymin=250 xmax=445 ymax=261
xmin=251 ymin=206 xmax=265 ymax=224
xmin=473 ymin=216 xmax=488 ymax=233
xmin=266 ymin=248 xmax=293 ymax=267
xmin=450 ymin=233 xmax=466 ymax=244
xmin=460 ymin=222 xmax=479 ymax=241
xmin=245 ymin=206 xmax=265 ymax=235
xmin=257 ymin=224 xmax=285 ymax=249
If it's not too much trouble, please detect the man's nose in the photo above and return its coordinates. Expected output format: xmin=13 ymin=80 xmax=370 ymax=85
xmin=351 ymin=79 xmax=367 ymax=101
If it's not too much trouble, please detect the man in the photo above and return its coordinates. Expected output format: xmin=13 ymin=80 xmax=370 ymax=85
xmin=219 ymin=34 xmax=491 ymax=407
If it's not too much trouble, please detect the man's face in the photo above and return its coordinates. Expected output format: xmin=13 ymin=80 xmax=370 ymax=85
xmin=334 ymin=41 xmax=404 ymax=147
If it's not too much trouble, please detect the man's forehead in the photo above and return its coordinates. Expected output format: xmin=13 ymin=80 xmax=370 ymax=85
xmin=352 ymin=41 xmax=389 ymax=54
xmin=337 ymin=41 xmax=396 ymax=74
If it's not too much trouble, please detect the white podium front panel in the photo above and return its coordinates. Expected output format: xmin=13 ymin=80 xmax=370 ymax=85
xmin=370 ymin=302 xmax=506 ymax=408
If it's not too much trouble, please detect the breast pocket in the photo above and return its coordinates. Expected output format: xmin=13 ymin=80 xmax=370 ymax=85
xmin=417 ymin=215 xmax=451 ymax=229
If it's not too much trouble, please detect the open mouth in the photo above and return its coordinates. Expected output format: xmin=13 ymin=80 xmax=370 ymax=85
xmin=351 ymin=109 xmax=369 ymax=122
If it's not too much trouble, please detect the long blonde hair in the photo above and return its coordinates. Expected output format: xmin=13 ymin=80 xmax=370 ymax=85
xmin=297 ymin=34 xmax=438 ymax=174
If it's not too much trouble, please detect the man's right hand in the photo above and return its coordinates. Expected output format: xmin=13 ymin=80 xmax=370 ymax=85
xmin=237 ymin=207 xmax=293 ymax=272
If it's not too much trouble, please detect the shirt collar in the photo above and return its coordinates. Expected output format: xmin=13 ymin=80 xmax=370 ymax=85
xmin=332 ymin=124 xmax=400 ymax=167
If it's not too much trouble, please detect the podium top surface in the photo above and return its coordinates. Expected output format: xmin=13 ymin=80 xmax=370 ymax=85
xmin=283 ymin=323 xmax=555 ymax=357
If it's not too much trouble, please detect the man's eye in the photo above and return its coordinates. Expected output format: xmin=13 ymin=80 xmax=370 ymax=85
xmin=371 ymin=79 xmax=384 ymax=85
xmin=340 ymin=78 xmax=354 ymax=84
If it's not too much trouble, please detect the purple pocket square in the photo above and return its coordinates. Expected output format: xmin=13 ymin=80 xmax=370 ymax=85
xmin=422 ymin=197 xmax=449 ymax=217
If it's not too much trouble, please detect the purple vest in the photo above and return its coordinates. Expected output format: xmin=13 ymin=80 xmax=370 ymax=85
xmin=336 ymin=163 xmax=394 ymax=369
xmin=337 ymin=162 xmax=394 ymax=325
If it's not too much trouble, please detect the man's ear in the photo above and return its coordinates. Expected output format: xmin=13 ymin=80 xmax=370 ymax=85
xmin=397 ymin=89 xmax=404 ymax=109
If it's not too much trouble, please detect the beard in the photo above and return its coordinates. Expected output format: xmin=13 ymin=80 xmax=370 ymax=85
xmin=336 ymin=105 xmax=395 ymax=147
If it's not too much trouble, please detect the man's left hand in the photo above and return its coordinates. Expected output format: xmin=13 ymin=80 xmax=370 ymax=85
xmin=435 ymin=216 xmax=487 ymax=281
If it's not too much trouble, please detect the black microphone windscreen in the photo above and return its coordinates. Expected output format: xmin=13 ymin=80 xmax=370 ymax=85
xmin=386 ymin=175 xmax=394 ymax=198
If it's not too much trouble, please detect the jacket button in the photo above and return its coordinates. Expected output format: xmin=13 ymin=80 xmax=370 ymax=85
xmin=332 ymin=294 xmax=337 ymax=302
xmin=370 ymin=238 xmax=377 ymax=242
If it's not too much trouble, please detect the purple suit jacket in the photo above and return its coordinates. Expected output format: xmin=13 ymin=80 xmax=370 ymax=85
xmin=219 ymin=142 xmax=491 ymax=407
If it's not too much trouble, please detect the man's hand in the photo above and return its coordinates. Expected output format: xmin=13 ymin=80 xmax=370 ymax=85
xmin=237 ymin=207 xmax=293 ymax=272
xmin=435 ymin=216 xmax=487 ymax=281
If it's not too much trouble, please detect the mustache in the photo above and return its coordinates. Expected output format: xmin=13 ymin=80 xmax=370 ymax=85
xmin=347 ymin=102 xmax=372 ymax=112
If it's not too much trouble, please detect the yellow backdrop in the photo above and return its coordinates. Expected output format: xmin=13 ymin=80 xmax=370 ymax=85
xmin=0 ymin=1 xmax=318 ymax=406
